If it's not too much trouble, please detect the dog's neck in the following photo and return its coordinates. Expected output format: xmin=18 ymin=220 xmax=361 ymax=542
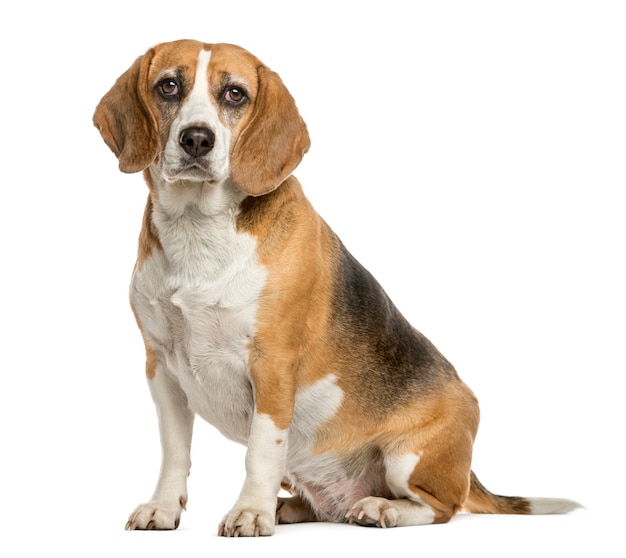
xmin=143 ymin=167 xmax=253 ymax=280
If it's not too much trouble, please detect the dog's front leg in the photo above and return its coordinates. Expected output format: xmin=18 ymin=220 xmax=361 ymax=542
xmin=218 ymin=410 xmax=288 ymax=537
xmin=126 ymin=363 xmax=194 ymax=530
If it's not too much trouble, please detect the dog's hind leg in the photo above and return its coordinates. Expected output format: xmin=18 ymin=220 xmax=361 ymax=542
xmin=346 ymin=452 xmax=461 ymax=527
xmin=347 ymin=381 xmax=479 ymax=528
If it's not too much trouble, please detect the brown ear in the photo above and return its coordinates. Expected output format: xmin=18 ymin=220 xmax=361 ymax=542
xmin=93 ymin=50 xmax=159 ymax=173
xmin=230 ymin=66 xmax=310 ymax=196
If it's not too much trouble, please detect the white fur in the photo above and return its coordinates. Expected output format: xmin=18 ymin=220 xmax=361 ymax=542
xmin=288 ymin=374 xmax=344 ymax=468
xmin=159 ymin=49 xmax=231 ymax=184
xmin=529 ymin=498 xmax=582 ymax=514
xmin=131 ymin=177 xmax=266 ymax=444
xmin=125 ymin=363 xmax=194 ymax=530
xmin=220 ymin=412 xmax=288 ymax=536
xmin=385 ymin=452 xmax=423 ymax=497
xmin=347 ymin=496 xmax=436 ymax=528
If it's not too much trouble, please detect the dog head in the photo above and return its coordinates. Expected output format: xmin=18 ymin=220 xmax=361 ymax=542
xmin=93 ymin=40 xmax=310 ymax=196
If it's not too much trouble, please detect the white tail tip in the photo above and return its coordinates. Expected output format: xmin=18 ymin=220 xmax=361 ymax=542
xmin=529 ymin=498 xmax=583 ymax=515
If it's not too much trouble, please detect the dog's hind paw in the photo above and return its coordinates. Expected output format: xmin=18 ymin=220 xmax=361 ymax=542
xmin=346 ymin=497 xmax=400 ymax=528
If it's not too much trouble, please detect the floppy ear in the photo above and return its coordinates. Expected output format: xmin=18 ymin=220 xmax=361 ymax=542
xmin=93 ymin=50 xmax=159 ymax=173
xmin=230 ymin=66 xmax=311 ymax=196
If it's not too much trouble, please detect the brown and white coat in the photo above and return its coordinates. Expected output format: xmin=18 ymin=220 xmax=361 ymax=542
xmin=93 ymin=40 xmax=578 ymax=537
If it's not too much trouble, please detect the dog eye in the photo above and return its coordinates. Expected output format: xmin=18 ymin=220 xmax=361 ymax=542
xmin=223 ymin=86 xmax=247 ymax=106
xmin=158 ymin=79 xmax=181 ymax=99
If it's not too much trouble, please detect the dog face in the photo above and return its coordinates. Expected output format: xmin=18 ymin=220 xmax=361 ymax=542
xmin=94 ymin=40 xmax=310 ymax=196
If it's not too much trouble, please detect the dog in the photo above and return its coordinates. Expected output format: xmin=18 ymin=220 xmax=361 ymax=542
xmin=93 ymin=39 xmax=579 ymax=536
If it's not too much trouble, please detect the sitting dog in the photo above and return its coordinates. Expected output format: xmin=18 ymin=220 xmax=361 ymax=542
xmin=93 ymin=39 xmax=579 ymax=536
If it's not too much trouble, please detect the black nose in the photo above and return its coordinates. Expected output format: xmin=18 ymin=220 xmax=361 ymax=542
xmin=179 ymin=126 xmax=215 ymax=157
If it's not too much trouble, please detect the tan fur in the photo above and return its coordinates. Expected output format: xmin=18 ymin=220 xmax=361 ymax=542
xmin=130 ymin=303 xmax=158 ymax=380
xmin=237 ymin=178 xmax=337 ymax=429
xmin=94 ymin=50 xmax=159 ymax=173
xmin=463 ymin=472 xmax=532 ymax=514
xmin=230 ymin=65 xmax=310 ymax=196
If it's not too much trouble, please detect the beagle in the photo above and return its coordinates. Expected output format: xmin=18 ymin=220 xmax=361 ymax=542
xmin=93 ymin=39 xmax=579 ymax=536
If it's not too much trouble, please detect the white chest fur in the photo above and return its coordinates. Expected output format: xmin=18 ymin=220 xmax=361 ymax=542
xmin=130 ymin=179 xmax=267 ymax=444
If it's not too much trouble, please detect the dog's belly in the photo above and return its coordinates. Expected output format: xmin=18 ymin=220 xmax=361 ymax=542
xmin=287 ymin=454 xmax=394 ymax=521
xmin=284 ymin=374 xmax=393 ymax=520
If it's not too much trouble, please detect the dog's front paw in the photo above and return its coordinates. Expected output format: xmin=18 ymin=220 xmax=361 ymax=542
xmin=125 ymin=497 xmax=187 ymax=530
xmin=346 ymin=496 xmax=399 ymax=528
xmin=218 ymin=506 xmax=275 ymax=537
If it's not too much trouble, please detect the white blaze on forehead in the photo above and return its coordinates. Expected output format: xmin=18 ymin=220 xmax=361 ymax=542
xmin=160 ymin=47 xmax=231 ymax=184
xmin=177 ymin=48 xmax=217 ymax=126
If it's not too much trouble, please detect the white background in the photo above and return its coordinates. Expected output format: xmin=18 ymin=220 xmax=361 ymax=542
xmin=1 ymin=1 xmax=624 ymax=556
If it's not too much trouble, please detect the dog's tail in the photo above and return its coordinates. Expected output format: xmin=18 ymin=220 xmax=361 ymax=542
xmin=463 ymin=471 xmax=581 ymax=515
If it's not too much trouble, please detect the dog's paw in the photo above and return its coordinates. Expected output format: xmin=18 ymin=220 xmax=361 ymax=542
xmin=218 ymin=507 xmax=275 ymax=537
xmin=346 ymin=496 xmax=399 ymax=528
xmin=276 ymin=495 xmax=319 ymax=524
xmin=125 ymin=497 xmax=187 ymax=530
